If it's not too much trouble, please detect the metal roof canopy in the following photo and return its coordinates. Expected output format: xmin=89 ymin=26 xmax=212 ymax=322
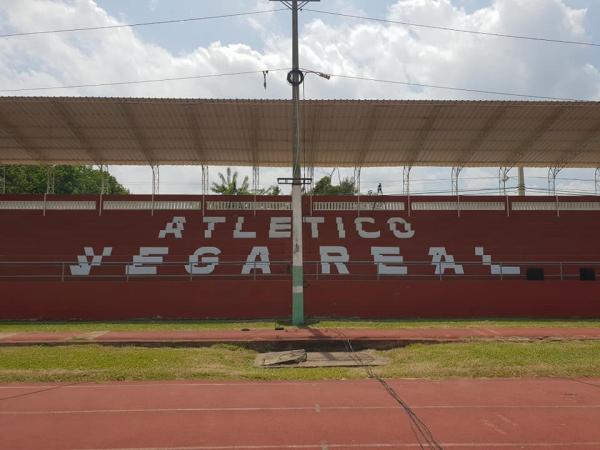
xmin=1 ymin=96 xmax=600 ymax=168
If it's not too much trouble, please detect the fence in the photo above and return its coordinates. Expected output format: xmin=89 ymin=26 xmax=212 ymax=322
xmin=0 ymin=260 xmax=598 ymax=282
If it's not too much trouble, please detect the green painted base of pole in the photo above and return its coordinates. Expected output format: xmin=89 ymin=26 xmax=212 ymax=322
xmin=292 ymin=265 xmax=304 ymax=326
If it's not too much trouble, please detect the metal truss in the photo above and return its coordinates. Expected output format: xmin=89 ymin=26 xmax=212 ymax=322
xmin=451 ymin=166 xmax=463 ymax=196
xmin=46 ymin=165 xmax=55 ymax=194
xmin=0 ymin=165 xmax=5 ymax=194
xmin=98 ymin=164 xmax=110 ymax=195
xmin=548 ymin=167 xmax=562 ymax=196
xmin=353 ymin=166 xmax=362 ymax=194
xmin=304 ymin=165 xmax=314 ymax=192
xmin=151 ymin=165 xmax=160 ymax=196
xmin=201 ymin=165 xmax=209 ymax=195
xmin=403 ymin=166 xmax=412 ymax=196
xmin=498 ymin=167 xmax=512 ymax=195
xmin=252 ymin=166 xmax=260 ymax=193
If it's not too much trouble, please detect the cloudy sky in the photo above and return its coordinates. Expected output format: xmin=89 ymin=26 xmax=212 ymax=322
xmin=1 ymin=0 xmax=599 ymax=195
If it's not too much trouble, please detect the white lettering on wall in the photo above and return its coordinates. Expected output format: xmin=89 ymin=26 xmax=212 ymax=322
xmin=234 ymin=217 xmax=256 ymax=239
xmin=186 ymin=247 xmax=221 ymax=275
xmin=475 ymin=247 xmax=520 ymax=276
xmin=336 ymin=217 xmax=346 ymax=239
xmin=371 ymin=247 xmax=407 ymax=275
xmin=70 ymin=247 xmax=112 ymax=276
xmin=204 ymin=217 xmax=226 ymax=238
xmin=355 ymin=217 xmax=381 ymax=239
xmin=429 ymin=247 xmax=464 ymax=275
xmin=303 ymin=217 xmax=324 ymax=238
xmin=158 ymin=216 xmax=186 ymax=239
xmin=320 ymin=246 xmax=349 ymax=274
xmin=388 ymin=218 xmax=415 ymax=239
xmin=242 ymin=246 xmax=271 ymax=274
xmin=269 ymin=217 xmax=291 ymax=238
xmin=127 ymin=247 xmax=168 ymax=275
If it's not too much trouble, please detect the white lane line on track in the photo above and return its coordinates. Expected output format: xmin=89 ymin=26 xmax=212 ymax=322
xmin=0 ymin=332 xmax=19 ymax=340
xmin=2 ymin=405 xmax=600 ymax=415
xmin=71 ymin=442 xmax=600 ymax=450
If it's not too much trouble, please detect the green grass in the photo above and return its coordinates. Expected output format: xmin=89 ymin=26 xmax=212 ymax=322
xmin=1 ymin=341 xmax=599 ymax=383
xmin=1 ymin=318 xmax=599 ymax=333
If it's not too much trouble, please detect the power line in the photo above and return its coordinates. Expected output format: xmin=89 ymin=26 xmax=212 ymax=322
xmin=0 ymin=68 xmax=288 ymax=93
xmin=304 ymin=8 xmax=600 ymax=48
xmin=306 ymin=70 xmax=582 ymax=101
xmin=0 ymin=9 xmax=286 ymax=38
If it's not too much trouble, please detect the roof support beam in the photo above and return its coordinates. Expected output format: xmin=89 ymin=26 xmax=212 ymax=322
xmin=50 ymin=100 xmax=101 ymax=165
xmin=498 ymin=167 xmax=512 ymax=195
xmin=118 ymin=103 xmax=155 ymax=165
xmin=185 ymin=104 xmax=207 ymax=164
xmin=457 ymin=105 xmax=510 ymax=166
xmin=451 ymin=166 xmax=463 ymax=196
xmin=403 ymin=166 xmax=412 ymax=196
xmin=0 ymin=111 xmax=47 ymax=164
xmin=503 ymin=106 xmax=570 ymax=166
xmin=304 ymin=104 xmax=322 ymax=175
xmin=553 ymin=117 xmax=600 ymax=168
xmin=548 ymin=167 xmax=562 ymax=196
xmin=200 ymin=165 xmax=209 ymax=197
xmin=406 ymin=105 xmax=444 ymax=166
xmin=354 ymin=105 xmax=381 ymax=169
xmin=248 ymin=106 xmax=260 ymax=174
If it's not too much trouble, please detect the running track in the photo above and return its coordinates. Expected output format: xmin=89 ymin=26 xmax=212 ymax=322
xmin=1 ymin=378 xmax=600 ymax=449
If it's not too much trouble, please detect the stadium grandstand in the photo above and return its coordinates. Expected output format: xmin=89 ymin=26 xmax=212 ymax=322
xmin=1 ymin=96 xmax=600 ymax=321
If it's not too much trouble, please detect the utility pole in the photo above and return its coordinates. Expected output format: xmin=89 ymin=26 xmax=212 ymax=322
xmin=272 ymin=0 xmax=319 ymax=326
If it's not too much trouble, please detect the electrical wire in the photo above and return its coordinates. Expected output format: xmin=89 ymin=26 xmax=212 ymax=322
xmin=0 ymin=9 xmax=286 ymax=38
xmin=0 ymin=68 xmax=289 ymax=93
xmin=304 ymin=70 xmax=583 ymax=101
xmin=303 ymin=8 xmax=600 ymax=48
xmin=334 ymin=330 xmax=443 ymax=450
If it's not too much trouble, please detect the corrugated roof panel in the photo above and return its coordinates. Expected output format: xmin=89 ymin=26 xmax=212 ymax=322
xmin=1 ymin=97 xmax=600 ymax=167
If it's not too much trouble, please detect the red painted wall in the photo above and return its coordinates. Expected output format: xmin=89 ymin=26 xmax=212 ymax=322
xmin=0 ymin=280 xmax=597 ymax=320
xmin=1 ymin=194 xmax=599 ymax=319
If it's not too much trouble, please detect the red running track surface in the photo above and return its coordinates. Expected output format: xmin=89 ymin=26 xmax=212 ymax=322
xmin=1 ymin=378 xmax=600 ymax=449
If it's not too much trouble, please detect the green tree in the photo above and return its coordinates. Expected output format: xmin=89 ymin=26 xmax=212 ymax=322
xmin=2 ymin=165 xmax=128 ymax=194
xmin=259 ymin=185 xmax=281 ymax=195
xmin=211 ymin=168 xmax=250 ymax=195
xmin=309 ymin=175 xmax=356 ymax=195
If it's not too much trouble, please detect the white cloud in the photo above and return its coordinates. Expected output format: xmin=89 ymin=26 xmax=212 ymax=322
xmin=1 ymin=0 xmax=599 ymax=194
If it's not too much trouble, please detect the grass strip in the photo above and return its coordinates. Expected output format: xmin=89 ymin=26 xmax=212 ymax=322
xmin=0 ymin=341 xmax=599 ymax=383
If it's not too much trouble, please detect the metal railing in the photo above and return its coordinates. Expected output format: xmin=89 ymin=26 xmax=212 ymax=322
xmin=0 ymin=259 xmax=598 ymax=282
xmin=3 ymin=196 xmax=600 ymax=215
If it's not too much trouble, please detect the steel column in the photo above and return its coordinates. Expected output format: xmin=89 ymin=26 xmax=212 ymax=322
xmin=548 ymin=167 xmax=562 ymax=196
xmin=0 ymin=165 xmax=5 ymax=194
xmin=451 ymin=167 xmax=463 ymax=196
xmin=498 ymin=167 xmax=512 ymax=195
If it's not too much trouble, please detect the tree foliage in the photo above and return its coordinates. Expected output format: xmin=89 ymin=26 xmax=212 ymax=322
xmin=211 ymin=168 xmax=250 ymax=195
xmin=309 ymin=175 xmax=356 ymax=195
xmin=259 ymin=185 xmax=281 ymax=195
xmin=2 ymin=165 xmax=128 ymax=194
